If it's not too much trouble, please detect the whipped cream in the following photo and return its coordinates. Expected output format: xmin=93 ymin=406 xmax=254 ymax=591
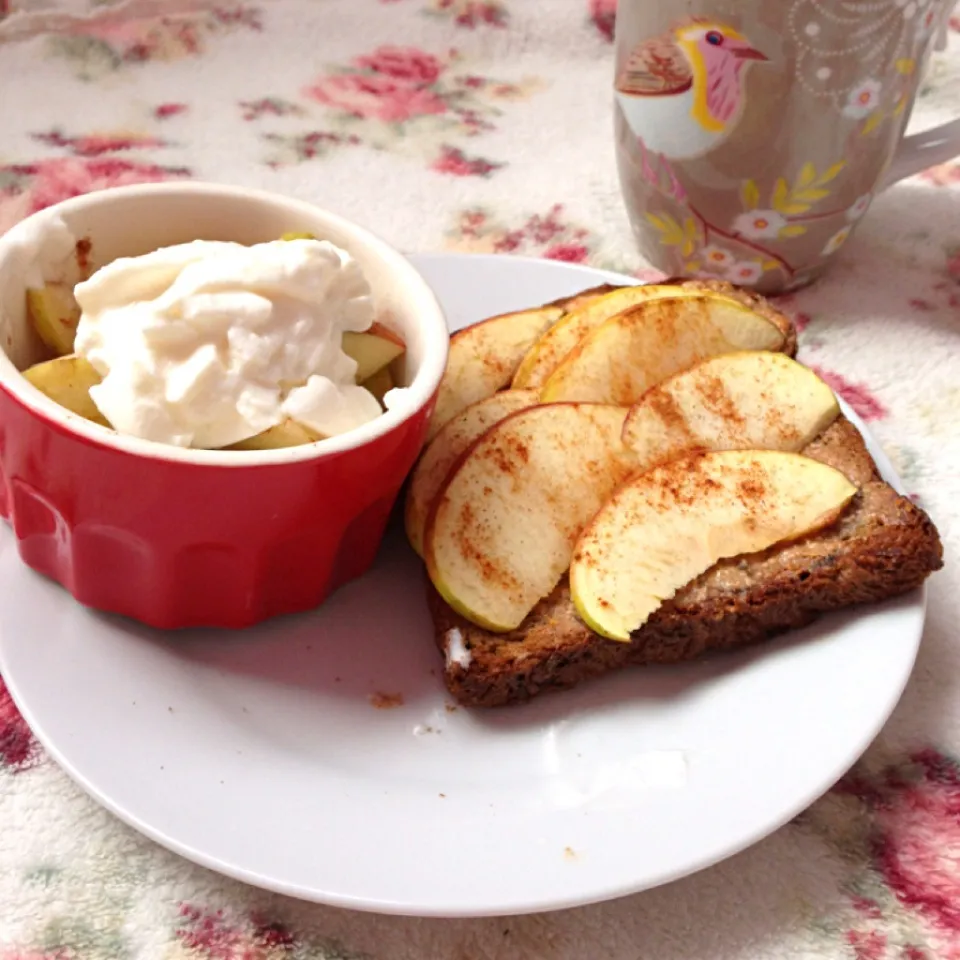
xmin=444 ymin=627 xmax=472 ymax=669
xmin=12 ymin=213 xmax=79 ymax=291
xmin=73 ymin=238 xmax=383 ymax=448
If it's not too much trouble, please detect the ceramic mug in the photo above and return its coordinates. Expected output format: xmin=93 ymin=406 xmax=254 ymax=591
xmin=614 ymin=0 xmax=960 ymax=293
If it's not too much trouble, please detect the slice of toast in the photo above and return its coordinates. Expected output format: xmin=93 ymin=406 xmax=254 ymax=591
xmin=427 ymin=416 xmax=943 ymax=708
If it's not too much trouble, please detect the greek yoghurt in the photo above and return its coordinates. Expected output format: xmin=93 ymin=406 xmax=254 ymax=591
xmin=73 ymin=238 xmax=383 ymax=448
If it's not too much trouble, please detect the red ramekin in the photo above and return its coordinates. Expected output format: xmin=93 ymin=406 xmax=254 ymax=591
xmin=0 ymin=182 xmax=448 ymax=628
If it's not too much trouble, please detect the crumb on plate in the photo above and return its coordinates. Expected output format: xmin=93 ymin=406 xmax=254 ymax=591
xmin=369 ymin=691 xmax=404 ymax=709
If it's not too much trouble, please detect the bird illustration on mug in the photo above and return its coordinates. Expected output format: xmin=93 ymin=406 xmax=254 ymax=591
xmin=615 ymin=20 xmax=769 ymax=201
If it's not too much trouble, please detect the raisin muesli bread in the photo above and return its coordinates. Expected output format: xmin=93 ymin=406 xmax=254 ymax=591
xmin=428 ymin=416 xmax=942 ymax=707
xmin=417 ymin=280 xmax=939 ymax=707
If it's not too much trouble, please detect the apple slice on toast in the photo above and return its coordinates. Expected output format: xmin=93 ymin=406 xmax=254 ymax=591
xmin=513 ymin=284 xmax=704 ymax=389
xmin=405 ymin=389 xmax=540 ymax=557
xmin=621 ymin=351 xmax=840 ymax=470
xmin=424 ymin=403 xmax=634 ymax=632
xmin=540 ymin=293 xmax=786 ymax=405
xmin=570 ymin=450 xmax=858 ymax=641
xmin=429 ymin=305 xmax=563 ymax=441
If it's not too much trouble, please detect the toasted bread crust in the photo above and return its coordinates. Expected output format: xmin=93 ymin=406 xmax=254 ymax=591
xmin=428 ymin=417 xmax=943 ymax=707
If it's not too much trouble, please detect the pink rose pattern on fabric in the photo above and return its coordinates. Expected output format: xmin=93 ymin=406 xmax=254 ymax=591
xmin=0 ymin=158 xmax=191 ymax=236
xmin=306 ymin=70 xmax=448 ymax=123
xmin=431 ymin=144 xmax=503 ymax=176
xmin=946 ymin=249 xmax=960 ymax=284
xmin=445 ymin=203 xmax=664 ymax=278
xmin=354 ymin=45 xmax=444 ymax=83
xmin=31 ymin=129 xmax=171 ymax=158
xmin=302 ymin=44 xmax=536 ymax=127
xmin=306 ymin=47 xmax=449 ymax=123
xmin=920 ymin=161 xmax=960 ymax=186
xmin=0 ymin=676 xmax=39 ymax=772
xmin=380 ymin=0 xmax=509 ymax=28
xmin=154 ymin=102 xmax=189 ymax=120
xmin=43 ymin=4 xmax=262 ymax=79
xmin=589 ymin=0 xmax=617 ymax=42
xmin=875 ymin=757 xmax=960 ymax=933
xmin=807 ymin=365 xmax=888 ymax=422
xmin=239 ymin=97 xmax=305 ymax=121
xmin=820 ymin=751 xmax=960 ymax=958
xmin=256 ymin=45 xmax=542 ymax=165
xmin=176 ymin=904 xmax=317 ymax=959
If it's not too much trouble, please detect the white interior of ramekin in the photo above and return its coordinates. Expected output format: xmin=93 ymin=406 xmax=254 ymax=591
xmin=0 ymin=182 xmax=448 ymax=465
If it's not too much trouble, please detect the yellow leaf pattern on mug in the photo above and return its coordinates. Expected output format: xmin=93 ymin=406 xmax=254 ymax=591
xmin=772 ymin=178 xmax=791 ymax=213
xmin=792 ymin=188 xmax=830 ymax=204
xmin=796 ymin=162 xmax=817 ymax=189
xmin=818 ymin=162 xmax=846 ymax=185
xmin=646 ymin=213 xmax=699 ymax=252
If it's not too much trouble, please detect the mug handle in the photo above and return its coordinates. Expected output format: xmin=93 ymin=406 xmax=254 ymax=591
xmin=881 ymin=117 xmax=960 ymax=189
xmin=881 ymin=5 xmax=960 ymax=189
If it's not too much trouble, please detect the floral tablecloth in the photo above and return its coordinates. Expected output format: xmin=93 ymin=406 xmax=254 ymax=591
xmin=1 ymin=1 xmax=959 ymax=957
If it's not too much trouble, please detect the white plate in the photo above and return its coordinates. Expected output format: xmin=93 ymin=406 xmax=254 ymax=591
xmin=0 ymin=254 xmax=925 ymax=918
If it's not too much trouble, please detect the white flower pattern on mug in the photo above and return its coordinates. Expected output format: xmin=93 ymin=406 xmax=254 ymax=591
xmin=701 ymin=245 xmax=735 ymax=269
xmin=732 ymin=209 xmax=788 ymax=240
xmin=725 ymin=261 xmax=764 ymax=285
xmin=843 ymin=79 xmax=883 ymax=118
xmin=846 ymin=193 xmax=873 ymax=221
xmin=789 ymin=0 xmax=921 ymax=117
xmin=823 ymin=226 xmax=852 ymax=256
